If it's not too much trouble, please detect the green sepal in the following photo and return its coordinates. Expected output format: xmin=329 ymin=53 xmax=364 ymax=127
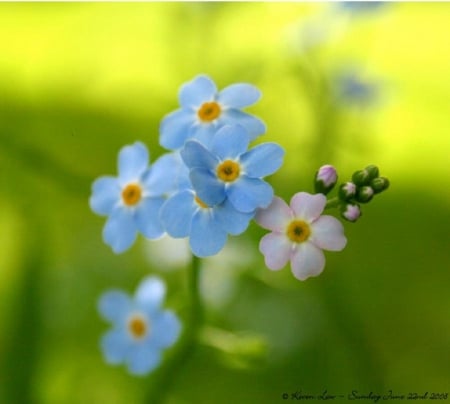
xmin=371 ymin=177 xmax=390 ymax=193
xmin=355 ymin=186 xmax=374 ymax=203
xmin=352 ymin=169 xmax=370 ymax=186
xmin=365 ymin=165 xmax=379 ymax=180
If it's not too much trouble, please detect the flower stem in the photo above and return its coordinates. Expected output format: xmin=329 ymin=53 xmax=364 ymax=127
xmin=325 ymin=196 xmax=341 ymax=210
xmin=144 ymin=254 xmax=203 ymax=404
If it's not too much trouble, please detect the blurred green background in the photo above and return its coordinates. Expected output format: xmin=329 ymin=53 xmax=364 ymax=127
xmin=1 ymin=2 xmax=450 ymax=404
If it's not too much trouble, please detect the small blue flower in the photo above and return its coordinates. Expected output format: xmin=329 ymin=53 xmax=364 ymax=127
xmin=160 ymin=188 xmax=254 ymax=257
xmin=98 ymin=276 xmax=181 ymax=376
xmin=180 ymin=124 xmax=285 ymax=213
xmin=89 ymin=142 xmax=176 ymax=254
xmin=160 ymin=74 xmax=266 ymax=150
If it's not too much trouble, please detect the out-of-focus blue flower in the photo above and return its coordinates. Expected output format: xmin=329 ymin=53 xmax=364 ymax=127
xmin=98 ymin=276 xmax=181 ymax=376
xmin=334 ymin=71 xmax=378 ymax=106
xmin=89 ymin=142 xmax=176 ymax=254
xmin=160 ymin=187 xmax=254 ymax=258
xmin=180 ymin=125 xmax=284 ymax=213
xmin=160 ymin=75 xmax=266 ymax=150
xmin=337 ymin=1 xmax=385 ymax=14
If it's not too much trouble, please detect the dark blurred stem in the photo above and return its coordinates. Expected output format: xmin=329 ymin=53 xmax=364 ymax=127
xmin=2 ymin=214 xmax=44 ymax=404
xmin=144 ymin=255 xmax=203 ymax=404
xmin=0 ymin=136 xmax=90 ymax=197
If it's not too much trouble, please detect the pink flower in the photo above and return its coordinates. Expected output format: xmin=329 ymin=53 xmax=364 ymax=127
xmin=255 ymin=192 xmax=347 ymax=281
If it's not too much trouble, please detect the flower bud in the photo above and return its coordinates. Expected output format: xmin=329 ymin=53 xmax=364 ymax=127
xmin=371 ymin=177 xmax=390 ymax=194
xmin=338 ymin=182 xmax=357 ymax=201
xmin=314 ymin=165 xmax=338 ymax=195
xmin=365 ymin=165 xmax=379 ymax=180
xmin=352 ymin=169 xmax=370 ymax=186
xmin=356 ymin=186 xmax=374 ymax=203
xmin=340 ymin=203 xmax=361 ymax=222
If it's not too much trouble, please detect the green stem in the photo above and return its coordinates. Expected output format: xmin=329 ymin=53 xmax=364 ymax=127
xmin=325 ymin=196 xmax=341 ymax=210
xmin=144 ymin=255 xmax=203 ymax=404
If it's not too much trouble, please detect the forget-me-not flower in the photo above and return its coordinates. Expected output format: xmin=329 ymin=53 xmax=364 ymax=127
xmin=98 ymin=276 xmax=181 ymax=376
xmin=180 ymin=124 xmax=284 ymax=213
xmin=255 ymin=192 xmax=347 ymax=281
xmin=89 ymin=142 xmax=175 ymax=253
xmin=160 ymin=74 xmax=266 ymax=150
xmin=160 ymin=187 xmax=254 ymax=258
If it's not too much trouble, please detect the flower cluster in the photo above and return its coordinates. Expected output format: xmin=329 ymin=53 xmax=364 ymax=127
xmin=336 ymin=165 xmax=389 ymax=222
xmin=91 ymin=74 xmax=390 ymax=376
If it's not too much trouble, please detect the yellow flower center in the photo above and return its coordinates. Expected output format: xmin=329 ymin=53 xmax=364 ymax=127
xmin=217 ymin=160 xmax=240 ymax=182
xmin=194 ymin=195 xmax=209 ymax=209
xmin=122 ymin=183 xmax=142 ymax=206
xmin=128 ymin=314 xmax=148 ymax=339
xmin=197 ymin=101 xmax=221 ymax=122
xmin=286 ymin=220 xmax=311 ymax=243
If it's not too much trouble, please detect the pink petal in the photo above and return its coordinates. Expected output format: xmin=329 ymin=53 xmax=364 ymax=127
xmin=290 ymin=242 xmax=325 ymax=281
xmin=259 ymin=232 xmax=291 ymax=270
xmin=255 ymin=196 xmax=293 ymax=232
xmin=310 ymin=215 xmax=347 ymax=251
xmin=290 ymin=192 xmax=326 ymax=222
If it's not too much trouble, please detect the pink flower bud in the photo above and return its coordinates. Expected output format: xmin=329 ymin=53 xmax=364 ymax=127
xmin=314 ymin=165 xmax=338 ymax=194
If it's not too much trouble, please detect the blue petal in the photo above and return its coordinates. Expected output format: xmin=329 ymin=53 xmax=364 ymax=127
xmin=134 ymin=276 xmax=166 ymax=310
xmin=218 ymin=83 xmax=261 ymax=108
xmin=190 ymin=209 xmax=227 ymax=257
xmin=126 ymin=344 xmax=161 ymax=376
xmin=179 ymin=75 xmax=217 ymax=109
xmin=118 ymin=142 xmax=149 ymax=184
xmin=189 ymin=123 xmax=220 ymax=148
xmin=240 ymin=143 xmax=285 ymax=178
xmin=227 ymin=176 xmax=274 ymax=213
xmin=221 ymin=109 xmax=266 ymax=140
xmin=103 ymin=207 xmax=138 ymax=253
xmin=100 ymin=329 xmax=131 ymax=365
xmin=89 ymin=176 xmax=120 ymax=216
xmin=152 ymin=311 xmax=182 ymax=348
xmin=135 ymin=197 xmax=165 ymax=239
xmin=98 ymin=290 xmax=132 ymax=323
xmin=159 ymin=109 xmax=195 ymax=150
xmin=180 ymin=140 xmax=218 ymax=170
xmin=160 ymin=191 xmax=196 ymax=238
xmin=214 ymin=198 xmax=255 ymax=236
xmin=210 ymin=124 xmax=250 ymax=160
xmin=143 ymin=153 xmax=177 ymax=196
xmin=190 ymin=168 xmax=226 ymax=206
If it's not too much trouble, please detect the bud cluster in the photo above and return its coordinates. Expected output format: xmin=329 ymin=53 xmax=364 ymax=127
xmin=314 ymin=164 xmax=389 ymax=223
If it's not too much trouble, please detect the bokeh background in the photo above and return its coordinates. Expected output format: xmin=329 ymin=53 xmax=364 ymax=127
xmin=1 ymin=2 xmax=449 ymax=404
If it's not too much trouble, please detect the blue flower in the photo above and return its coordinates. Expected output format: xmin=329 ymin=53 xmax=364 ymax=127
xmin=98 ymin=276 xmax=181 ymax=376
xmin=160 ymin=74 xmax=266 ymax=150
xmin=180 ymin=124 xmax=285 ymax=213
xmin=89 ymin=142 xmax=177 ymax=254
xmin=160 ymin=188 xmax=254 ymax=258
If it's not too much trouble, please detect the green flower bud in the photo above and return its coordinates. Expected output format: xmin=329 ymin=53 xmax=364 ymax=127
xmin=338 ymin=182 xmax=357 ymax=201
xmin=314 ymin=165 xmax=338 ymax=195
xmin=371 ymin=177 xmax=390 ymax=193
xmin=365 ymin=165 xmax=379 ymax=180
xmin=340 ymin=203 xmax=362 ymax=222
xmin=352 ymin=169 xmax=370 ymax=186
xmin=356 ymin=185 xmax=374 ymax=203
